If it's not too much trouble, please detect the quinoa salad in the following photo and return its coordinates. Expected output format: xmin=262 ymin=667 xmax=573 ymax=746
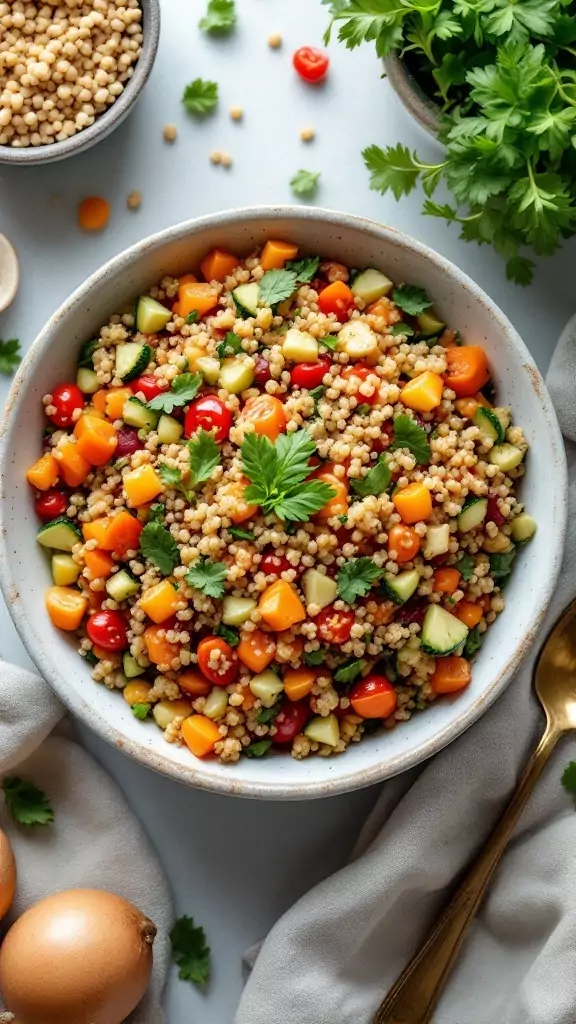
xmin=26 ymin=240 xmax=537 ymax=764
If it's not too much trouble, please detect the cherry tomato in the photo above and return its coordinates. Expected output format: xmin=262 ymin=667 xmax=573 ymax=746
xmin=87 ymin=610 xmax=128 ymax=652
xmin=317 ymin=281 xmax=354 ymax=319
xmin=254 ymin=356 xmax=272 ymax=385
xmin=130 ymin=375 xmax=170 ymax=402
xmin=185 ymin=395 xmax=231 ymax=444
xmin=260 ymin=552 xmax=291 ymax=577
xmin=293 ymin=46 xmax=329 ymax=83
xmin=342 ymin=364 xmax=380 ymax=406
xmin=197 ymin=635 xmax=239 ymax=687
xmin=290 ymin=359 xmax=331 ymax=390
xmin=239 ymin=394 xmax=287 ymax=442
xmin=350 ymin=674 xmax=397 ymax=719
xmin=315 ymin=605 xmax=355 ymax=645
xmin=387 ymin=524 xmax=420 ymax=563
xmin=273 ymin=700 xmax=310 ymax=744
xmin=48 ymin=383 xmax=85 ymax=428
xmin=487 ymin=495 xmax=505 ymax=527
xmin=34 ymin=489 xmax=69 ymax=523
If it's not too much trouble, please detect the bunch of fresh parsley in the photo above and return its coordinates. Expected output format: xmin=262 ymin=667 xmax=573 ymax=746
xmin=324 ymin=0 xmax=576 ymax=284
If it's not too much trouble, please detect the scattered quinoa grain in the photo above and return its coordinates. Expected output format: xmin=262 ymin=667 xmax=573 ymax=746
xmin=163 ymin=123 xmax=177 ymax=143
xmin=267 ymin=32 xmax=282 ymax=49
xmin=126 ymin=190 xmax=142 ymax=211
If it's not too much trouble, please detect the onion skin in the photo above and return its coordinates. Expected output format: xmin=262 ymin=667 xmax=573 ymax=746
xmin=0 ymin=888 xmax=156 ymax=1024
xmin=0 ymin=827 xmax=16 ymax=921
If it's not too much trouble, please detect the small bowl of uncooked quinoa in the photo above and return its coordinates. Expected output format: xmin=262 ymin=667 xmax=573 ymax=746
xmin=0 ymin=209 xmax=566 ymax=798
xmin=0 ymin=0 xmax=159 ymax=165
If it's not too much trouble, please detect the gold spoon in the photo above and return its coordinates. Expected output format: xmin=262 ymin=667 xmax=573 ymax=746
xmin=373 ymin=599 xmax=576 ymax=1024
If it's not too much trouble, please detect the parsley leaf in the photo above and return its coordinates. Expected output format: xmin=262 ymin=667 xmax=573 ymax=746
xmin=356 ymin=403 xmax=371 ymax=416
xmin=320 ymin=335 xmax=339 ymax=350
xmin=334 ymin=658 xmax=366 ymax=684
xmin=0 ymin=338 xmax=21 ymax=375
xmin=257 ymin=703 xmax=282 ymax=725
xmin=185 ymin=311 xmax=199 ymax=325
xmin=562 ymin=761 xmax=576 ymax=797
xmin=244 ymin=739 xmax=273 ymax=758
xmin=216 ymin=624 xmax=239 ymax=646
xmin=241 ymin=429 xmax=336 ymax=522
xmin=392 ymin=285 xmax=432 ymax=316
xmin=159 ymin=464 xmax=184 ymax=490
xmin=489 ymin=546 xmax=517 ymax=586
xmin=170 ymin=915 xmax=211 ymax=986
xmin=132 ymin=703 xmax=151 ymax=720
xmin=309 ymin=385 xmax=325 ymax=416
xmin=189 ymin=429 xmax=220 ymax=486
xmin=337 ymin=557 xmax=382 ymax=605
xmin=363 ymin=143 xmax=426 ymax=200
xmin=389 ymin=322 xmax=415 ymax=337
xmin=259 ymin=269 xmax=298 ymax=308
xmin=139 ymin=522 xmax=180 ymax=575
xmin=217 ymin=332 xmax=243 ymax=358
xmin=286 ymin=256 xmax=320 ymax=283
xmin=2 ymin=776 xmax=54 ymax=826
xmin=199 ymin=0 xmax=236 ymax=33
xmin=351 ymin=455 xmax=391 ymax=498
xmin=463 ymin=627 xmax=484 ymax=658
xmin=290 ymin=169 xmax=321 ymax=197
xmin=182 ymin=78 xmax=218 ymax=116
xmin=389 ymin=415 xmax=431 ymax=466
xmin=229 ymin=525 xmax=254 ymax=541
xmin=304 ymin=647 xmax=329 ymax=666
xmin=148 ymin=503 xmax=166 ymax=523
xmin=186 ymin=558 xmax=227 ymax=598
xmin=147 ymin=372 xmax=202 ymax=413
xmin=455 ymin=554 xmax=475 ymax=582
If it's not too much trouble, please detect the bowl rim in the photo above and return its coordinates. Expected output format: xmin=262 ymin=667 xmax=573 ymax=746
xmin=0 ymin=205 xmax=568 ymax=799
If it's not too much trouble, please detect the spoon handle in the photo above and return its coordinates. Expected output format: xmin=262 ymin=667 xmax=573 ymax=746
xmin=373 ymin=724 xmax=560 ymax=1024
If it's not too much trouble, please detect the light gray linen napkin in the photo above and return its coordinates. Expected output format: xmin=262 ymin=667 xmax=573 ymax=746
xmin=0 ymin=662 xmax=173 ymax=1023
xmin=236 ymin=317 xmax=576 ymax=1024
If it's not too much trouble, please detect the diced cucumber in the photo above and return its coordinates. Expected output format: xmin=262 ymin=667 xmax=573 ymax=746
xmin=416 ymin=310 xmax=446 ymax=337
xmin=105 ymin=569 xmax=140 ymax=602
xmin=153 ymin=699 xmax=192 ymax=729
xmin=196 ymin=356 xmax=221 ymax=385
xmin=424 ymin=523 xmax=450 ymax=558
xmin=157 ymin=414 xmax=183 ymax=444
xmin=457 ymin=497 xmax=488 ymax=533
xmin=203 ymin=687 xmax=229 ymax=720
xmin=218 ymin=357 xmax=255 ymax=394
xmin=489 ymin=443 xmax=525 ymax=472
xmin=337 ymin=320 xmax=378 ymax=359
xmin=302 ymin=568 xmax=337 ymax=611
xmin=351 ymin=268 xmax=393 ymax=304
xmin=37 ymin=516 xmax=81 ymax=552
xmin=115 ymin=342 xmax=152 ymax=382
xmin=420 ymin=604 xmax=469 ymax=656
xmin=123 ymin=653 xmax=145 ymax=678
xmin=233 ymin=282 xmax=260 ymax=317
xmin=249 ymin=670 xmax=284 ymax=706
xmin=511 ymin=513 xmax=537 ymax=542
xmin=380 ymin=569 xmax=420 ymax=605
xmin=122 ymin=397 xmax=159 ymax=431
xmin=222 ymin=596 xmax=256 ymax=626
xmin=305 ymin=714 xmax=339 ymax=747
xmin=474 ymin=407 xmax=504 ymax=444
xmin=282 ymin=328 xmax=319 ymax=363
xmin=51 ymin=553 xmax=80 ymax=586
xmin=78 ymin=338 xmax=99 ymax=368
xmin=76 ymin=367 xmax=99 ymax=395
xmin=135 ymin=295 xmax=172 ymax=335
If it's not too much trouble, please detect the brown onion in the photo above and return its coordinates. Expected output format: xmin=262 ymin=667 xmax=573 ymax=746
xmin=0 ymin=827 xmax=16 ymax=921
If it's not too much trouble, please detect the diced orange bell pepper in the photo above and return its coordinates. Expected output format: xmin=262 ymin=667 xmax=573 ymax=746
xmin=53 ymin=436 xmax=91 ymax=487
xmin=84 ymin=548 xmax=115 ymax=580
xmin=181 ymin=714 xmax=221 ymax=758
xmin=140 ymin=579 xmax=180 ymax=624
xmin=123 ymin=464 xmax=164 ymax=506
xmin=179 ymin=273 xmax=197 ymax=286
xmin=433 ymin=568 xmax=461 ymax=595
xmin=200 ymin=249 xmax=239 ymax=282
xmin=178 ymin=282 xmax=218 ymax=319
xmin=455 ymin=600 xmax=483 ymax=628
xmin=178 ymin=670 xmax=212 ymax=698
xmin=91 ymin=389 xmax=108 ymax=414
xmin=257 ymin=580 xmax=306 ymax=631
xmin=400 ymin=371 xmax=444 ymax=413
xmin=260 ymin=240 xmax=299 ymax=271
xmin=144 ymin=624 xmax=180 ymax=666
xmin=105 ymin=387 xmax=133 ymax=421
xmin=74 ymin=414 xmax=118 ymax=466
xmin=45 ymin=585 xmax=88 ymax=631
xmin=101 ymin=510 xmax=142 ymax=555
xmin=283 ymin=667 xmax=318 ymax=702
xmin=82 ymin=518 xmax=110 ymax=546
xmin=26 ymin=452 xmax=59 ymax=491
xmin=431 ymin=656 xmax=471 ymax=694
xmin=393 ymin=482 xmax=433 ymax=524
xmin=237 ymin=628 xmax=276 ymax=673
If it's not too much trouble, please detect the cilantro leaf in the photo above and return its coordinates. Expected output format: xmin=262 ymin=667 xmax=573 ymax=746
xmin=389 ymin=322 xmax=415 ymax=337
xmin=229 ymin=525 xmax=254 ymax=541
xmin=286 ymin=256 xmax=320 ymax=283
xmin=463 ymin=627 xmax=484 ymax=658
xmin=337 ymin=557 xmax=381 ymax=605
xmin=389 ymin=415 xmax=431 ymax=465
xmin=216 ymin=624 xmax=239 ymax=646
xmin=351 ymin=455 xmax=391 ymax=498
xmin=170 ymin=916 xmax=211 ymax=986
xmin=182 ymin=78 xmax=218 ymax=115
xmin=334 ymin=658 xmax=366 ymax=684
xmin=244 ymin=739 xmax=273 ymax=758
xmin=189 ymin=429 xmax=220 ymax=486
xmin=199 ymin=0 xmax=236 ymax=33
xmin=140 ymin=522 xmax=180 ymax=575
xmin=392 ymin=285 xmax=432 ymax=316
xmin=320 ymin=335 xmax=339 ymax=350
xmin=259 ymin=269 xmax=298 ymax=308
xmin=148 ymin=503 xmax=166 ymax=523
xmin=290 ymin=169 xmax=321 ymax=197
xmin=132 ymin=703 xmax=151 ymax=720
xmin=2 ymin=776 xmax=54 ymax=826
xmin=186 ymin=558 xmax=227 ymax=598
xmin=147 ymin=372 xmax=202 ymax=413
xmin=241 ymin=429 xmax=336 ymax=522
xmin=562 ymin=761 xmax=576 ymax=796
xmin=455 ymin=553 xmax=475 ymax=582
xmin=257 ymin=703 xmax=282 ymax=725
xmin=0 ymin=338 xmax=21 ymax=375
xmin=158 ymin=464 xmax=183 ymax=489
xmin=489 ymin=546 xmax=516 ymax=586
xmin=217 ymin=332 xmax=243 ymax=359
xmin=304 ymin=647 xmax=329 ymax=666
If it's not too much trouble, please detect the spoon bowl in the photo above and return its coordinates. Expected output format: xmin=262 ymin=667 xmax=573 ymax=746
xmin=535 ymin=600 xmax=576 ymax=732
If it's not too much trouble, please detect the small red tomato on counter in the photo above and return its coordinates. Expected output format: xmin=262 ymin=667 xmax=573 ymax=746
xmin=293 ymin=46 xmax=329 ymax=83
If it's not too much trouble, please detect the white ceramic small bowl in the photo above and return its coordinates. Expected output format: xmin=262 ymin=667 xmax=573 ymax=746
xmin=0 ymin=208 xmax=567 ymax=799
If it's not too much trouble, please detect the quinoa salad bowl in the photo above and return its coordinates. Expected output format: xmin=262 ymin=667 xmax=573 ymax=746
xmin=0 ymin=208 xmax=567 ymax=799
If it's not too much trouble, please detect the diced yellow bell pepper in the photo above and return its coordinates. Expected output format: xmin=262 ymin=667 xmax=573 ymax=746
xmin=139 ymin=579 xmax=180 ymax=624
xmin=123 ymin=464 xmax=164 ymax=506
xmin=400 ymin=370 xmax=444 ymax=413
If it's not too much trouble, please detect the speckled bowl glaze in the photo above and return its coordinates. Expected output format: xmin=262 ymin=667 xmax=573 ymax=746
xmin=0 ymin=0 xmax=160 ymax=166
xmin=384 ymin=55 xmax=441 ymax=138
xmin=0 ymin=207 xmax=567 ymax=799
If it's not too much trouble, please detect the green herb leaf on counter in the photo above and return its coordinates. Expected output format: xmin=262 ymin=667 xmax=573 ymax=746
xmin=562 ymin=761 xmax=576 ymax=796
xmin=455 ymin=554 xmax=475 ymax=582
xmin=217 ymin=332 xmax=243 ymax=358
xmin=170 ymin=915 xmax=211 ymax=986
xmin=186 ymin=558 xmax=228 ymax=598
xmin=199 ymin=0 xmax=236 ymax=34
xmin=182 ymin=78 xmax=219 ymax=116
xmin=242 ymin=429 xmax=336 ymax=522
xmin=389 ymin=415 xmax=431 ymax=465
xmin=286 ymin=256 xmax=320 ymax=283
xmin=0 ymin=338 xmax=21 ymax=375
xmin=147 ymin=372 xmax=202 ymax=413
xmin=389 ymin=322 xmax=415 ymax=337
xmin=290 ymin=169 xmax=321 ymax=197
xmin=304 ymin=647 xmax=329 ymax=666
xmin=351 ymin=455 xmax=391 ymax=498
xmin=489 ymin=546 xmax=517 ymax=586
xmin=189 ymin=429 xmax=221 ymax=486
xmin=392 ymin=285 xmax=432 ymax=317
xmin=463 ymin=627 xmax=484 ymax=659
xmin=2 ymin=776 xmax=54 ymax=827
xmin=257 ymin=703 xmax=282 ymax=725
xmin=320 ymin=335 xmax=339 ymax=351
xmin=217 ymin=624 xmax=240 ymax=647
xmin=337 ymin=557 xmax=382 ymax=605
xmin=228 ymin=525 xmax=254 ymax=541
xmin=244 ymin=739 xmax=273 ymax=758
xmin=132 ymin=703 xmax=151 ymax=720
xmin=334 ymin=658 xmax=366 ymax=685
xmin=259 ymin=269 xmax=298 ymax=308
xmin=139 ymin=522 xmax=180 ymax=575
xmin=185 ymin=311 xmax=199 ymax=325
xmin=363 ymin=143 xmax=426 ymax=200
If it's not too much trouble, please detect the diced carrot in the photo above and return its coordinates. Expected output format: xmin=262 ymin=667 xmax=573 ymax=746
xmin=400 ymin=370 xmax=444 ymax=413
xmin=474 ymin=391 xmax=491 ymax=408
xmin=105 ymin=387 xmax=133 ymax=421
xmin=312 ymin=466 xmax=348 ymax=520
xmin=237 ymin=628 xmax=276 ymax=673
xmin=84 ymin=548 xmax=115 ymax=580
xmin=239 ymin=395 xmax=287 ymax=441
xmin=45 ymin=586 xmax=88 ymax=631
xmin=178 ymin=273 xmax=197 ymax=286
xmin=225 ymin=478 xmax=258 ymax=524
xmin=53 ymin=436 xmax=91 ymax=487
xmin=388 ymin=524 xmax=420 ymax=563
xmin=455 ymin=600 xmax=483 ymax=628
xmin=431 ymin=656 xmax=471 ymax=694
xmin=438 ymin=329 xmax=458 ymax=349
xmin=317 ymin=280 xmax=354 ymax=318
xmin=144 ymin=624 xmax=180 ymax=666
xmin=172 ymin=302 xmax=181 ymax=318
xmin=91 ymin=389 xmax=108 ymax=414
xmin=393 ymin=482 xmax=433 ymax=524
xmin=101 ymin=510 xmax=142 ymax=555
xmin=74 ymin=414 xmax=118 ymax=466
xmin=444 ymin=346 xmax=489 ymax=398
xmin=284 ymin=667 xmax=318 ymax=702
xmin=274 ymin=632 xmax=304 ymax=663
xmin=260 ymin=240 xmax=299 ymax=271
xmin=433 ymin=568 xmax=461 ymax=594
xmin=178 ymin=282 xmax=218 ymax=319
xmin=78 ymin=195 xmax=110 ymax=232
xmin=92 ymin=644 xmax=109 ymax=659
xmin=455 ymin=398 xmax=479 ymax=420
xmin=200 ymin=248 xmax=239 ymax=282
xmin=178 ymin=670 xmax=212 ymax=698
xmin=181 ymin=714 xmax=221 ymax=758
xmin=350 ymin=681 xmax=398 ymax=719
xmin=238 ymin=684 xmax=257 ymax=710
xmin=123 ymin=464 xmax=164 ymax=506
xmin=257 ymin=579 xmax=306 ymax=631
xmin=26 ymin=453 xmax=59 ymax=491
xmin=82 ymin=518 xmax=110 ymax=546
xmin=140 ymin=580 xmax=180 ymax=624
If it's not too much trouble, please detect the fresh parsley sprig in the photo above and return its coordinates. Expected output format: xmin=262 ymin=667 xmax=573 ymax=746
xmin=217 ymin=332 xmax=243 ymax=359
xmin=392 ymin=285 xmax=432 ymax=317
xmin=147 ymin=372 xmax=202 ymax=414
xmin=290 ymin=169 xmax=321 ymax=197
xmin=0 ymin=338 xmax=21 ymax=375
xmin=182 ymin=78 xmax=219 ymax=115
xmin=241 ymin=429 xmax=336 ymax=523
xmin=199 ymin=0 xmax=236 ymax=33
xmin=259 ymin=269 xmax=298 ymax=308
xmin=139 ymin=522 xmax=180 ymax=575
xmin=186 ymin=558 xmax=228 ymax=598
xmin=170 ymin=915 xmax=211 ymax=986
xmin=337 ymin=557 xmax=382 ymax=605
xmin=351 ymin=455 xmax=391 ymax=498
xmin=389 ymin=415 xmax=431 ymax=466
xmin=2 ymin=776 xmax=54 ymax=826
xmin=286 ymin=256 xmax=320 ymax=283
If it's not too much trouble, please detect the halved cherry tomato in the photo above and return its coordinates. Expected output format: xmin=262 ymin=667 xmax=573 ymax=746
xmin=34 ymin=489 xmax=69 ymax=522
xmin=317 ymin=280 xmax=354 ymax=319
xmin=86 ymin=610 xmax=128 ymax=652
xmin=185 ymin=395 xmax=231 ymax=444
xmin=260 ymin=552 xmax=291 ymax=576
xmin=239 ymin=394 xmax=287 ymax=442
xmin=48 ymin=383 xmax=85 ymax=428
xmin=315 ymin=605 xmax=355 ymax=645
xmin=342 ymin=364 xmax=380 ymax=406
xmin=273 ymin=701 xmax=310 ymax=744
xmin=130 ymin=375 xmax=170 ymax=402
xmin=197 ymin=635 xmax=239 ymax=687
xmin=290 ymin=359 xmax=331 ymax=390
xmin=387 ymin=524 xmax=420 ymax=564
xmin=293 ymin=46 xmax=329 ymax=83
xmin=350 ymin=674 xmax=397 ymax=719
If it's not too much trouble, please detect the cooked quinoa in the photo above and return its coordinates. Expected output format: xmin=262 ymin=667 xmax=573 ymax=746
xmin=27 ymin=241 xmax=537 ymax=764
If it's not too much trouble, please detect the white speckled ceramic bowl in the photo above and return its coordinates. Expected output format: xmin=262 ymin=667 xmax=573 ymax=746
xmin=0 ymin=208 xmax=567 ymax=799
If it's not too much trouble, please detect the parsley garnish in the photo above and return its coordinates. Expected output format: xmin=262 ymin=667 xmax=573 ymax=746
xmin=463 ymin=627 xmax=484 ymax=658
xmin=259 ymin=269 xmax=298 ymax=308
xmin=189 ymin=429 xmax=221 ymax=486
xmin=241 ymin=429 xmax=336 ymax=522
xmin=158 ymin=463 xmax=188 ymax=497
xmin=455 ymin=554 xmax=475 ymax=582
xmin=356 ymin=403 xmax=371 ymax=416
xmin=132 ymin=703 xmax=151 ymax=720
xmin=217 ymin=332 xmax=243 ymax=359
xmin=309 ymin=385 xmax=325 ymax=416
xmin=170 ymin=915 xmax=211 ymax=986
xmin=0 ymin=338 xmax=21 ymax=375
xmin=286 ymin=256 xmax=320 ymax=283
xmin=562 ymin=762 xmax=576 ymax=797
xmin=290 ymin=169 xmax=321 ymax=197
xmin=82 ymin=649 xmax=99 ymax=665
xmin=257 ymin=703 xmax=282 ymax=725
xmin=489 ymin=546 xmax=517 ymax=587
xmin=147 ymin=372 xmax=202 ymax=413
xmin=185 ymin=311 xmax=199 ymax=325
xmin=351 ymin=455 xmax=391 ymax=498
xmin=229 ymin=525 xmax=254 ymax=541
xmin=337 ymin=557 xmax=381 ymax=605
xmin=2 ymin=777 xmax=54 ymax=826
xmin=334 ymin=658 xmax=366 ymax=685
xmin=148 ymin=503 xmax=166 ymax=523
xmin=320 ymin=335 xmax=339 ymax=350
xmin=392 ymin=285 xmax=432 ymax=317
xmin=217 ymin=623 xmax=239 ymax=647
xmin=389 ymin=415 xmax=431 ymax=465
xmin=389 ymin=321 xmax=415 ymax=337
xmin=199 ymin=0 xmax=236 ymax=33
xmin=304 ymin=647 xmax=329 ymax=666
xmin=186 ymin=558 xmax=227 ymax=598
xmin=182 ymin=78 xmax=218 ymax=116
xmin=139 ymin=522 xmax=180 ymax=575
xmin=244 ymin=739 xmax=273 ymax=758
